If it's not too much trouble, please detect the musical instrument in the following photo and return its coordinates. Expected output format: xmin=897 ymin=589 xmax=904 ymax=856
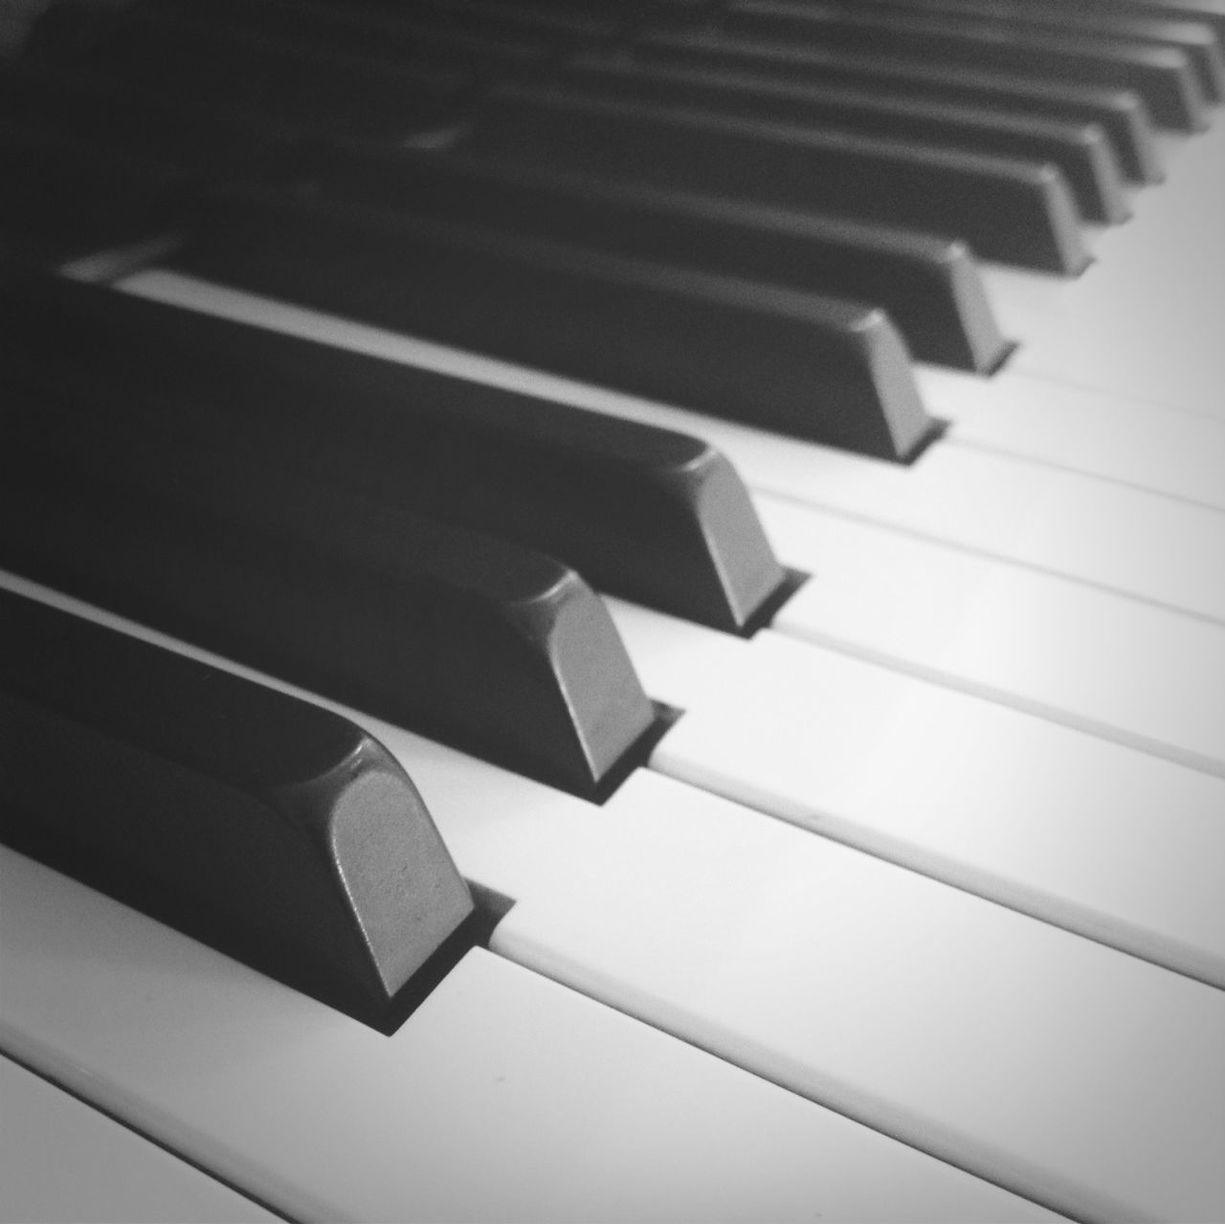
xmin=2 ymin=2 xmax=1224 ymax=1220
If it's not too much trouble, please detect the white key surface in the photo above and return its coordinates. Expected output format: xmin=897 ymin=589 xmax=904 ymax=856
xmin=608 ymin=598 xmax=1225 ymax=988
xmin=117 ymin=272 xmax=1225 ymax=625
xmin=0 ymin=851 xmax=1063 ymax=1224
xmin=919 ymin=363 xmax=1225 ymax=510
xmin=491 ymin=770 xmax=1225 ymax=1224
xmin=0 ymin=1055 xmax=281 ymax=1224
xmin=759 ymin=494 xmax=1225 ymax=778
xmin=1001 ymin=122 xmax=1225 ymax=421
xmin=3 ymin=572 xmax=1218 ymax=1221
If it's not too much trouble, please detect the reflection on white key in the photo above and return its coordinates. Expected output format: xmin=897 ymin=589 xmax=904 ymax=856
xmin=0 ymin=1056 xmax=279 ymax=1224
xmin=759 ymin=495 xmax=1225 ymax=778
xmin=492 ymin=771 xmax=1225 ymax=1224
xmin=609 ymin=598 xmax=1225 ymax=988
xmin=0 ymin=854 xmax=1061 ymax=1224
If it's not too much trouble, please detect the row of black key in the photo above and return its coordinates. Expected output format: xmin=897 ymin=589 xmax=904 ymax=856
xmin=2 ymin=0 xmax=1222 ymax=1031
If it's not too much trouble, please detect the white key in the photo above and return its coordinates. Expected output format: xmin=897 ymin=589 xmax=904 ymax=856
xmin=918 ymin=363 xmax=1225 ymax=510
xmin=0 ymin=854 xmax=1063 ymax=1224
xmin=0 ymin=1055 xmax=279 ymax=1224
xmin=117 ymin=271 xmax=1225 ymax=625
xmin=759 ymin=495 xmax=1225 ymax=777
xmin=490 ymin=770 xmax=1225 ymax=1224
xmin=608 ymin=597 xmax=1225 ymax=988
xmin=1 ymin=572 xmax=1214 ymax=1221
xmin=994 ymin=122 xmax=1225 ymax=421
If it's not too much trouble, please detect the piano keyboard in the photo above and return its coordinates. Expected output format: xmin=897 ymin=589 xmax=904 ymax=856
xmin=2 ymin=1 xmax=1224 ymax=1220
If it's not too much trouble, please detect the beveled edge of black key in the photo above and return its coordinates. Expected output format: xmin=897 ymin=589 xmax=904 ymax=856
xmin=0 ymin=584 xmax=476 ymax=1027
xmin=494 ymin=554 xmax=660 ymax=792
xmin=646 ymin=435 xmax=789 ymax=631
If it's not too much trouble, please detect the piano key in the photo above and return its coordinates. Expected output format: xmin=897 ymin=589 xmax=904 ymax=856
xmin=0 ymin=853 xmax=1063 ymax=1224
xmin=1007 ymin=119 xmax=1225 ymax=420
xmin=143 ymin=0 xmax=557 ymax=74
xmin=757 ymin=496 xmax=1225 ymax=777
xmin=722 ymin=0 xmax=1210 ymax=131
xmin=0 ymin=436 xmax=654 ymax=799
xmin=0 ymin=59 xmax=277 ymax=174
xmin=552 ymin=55 xmax=1131 ymax=224
xmin=920 ymin=364 xmax=1225 ymax=509
xmin=165 ymin=189 xmax=936 ymax=460
xmin=900 ymin=0 xmax=1225 ymax=44
xmin=821 ymin=0 xmax=1225 ymax=102
xmin=368 ymin=0 xmax=622 ymax=43
xmin=471 ymin=84 xmax=1092 ymax=272
xmin=4 ymin=271 xmax=784 ymax=633
xmin=28 ymin=7 xmax=470 ymax=146
xmin=634 ymin=29 xmax=1165 ymax=184
xmin=286 ymin=142 xmax=1011 ymax=373
xmin=0 ymin=1056 xmax=281 ymax=1224
xmin=122 ymin=271 xmax=1225 ymax=624
xmin=0 ymin=588 xmax=477 ymax=1027
xmin=0 ymin=124 xmax=184 ymax=268
xmin=488 ymin=769 xmax=1225 ymax=1224
xmin=606 ymin=597 xmax=1225 ymax=985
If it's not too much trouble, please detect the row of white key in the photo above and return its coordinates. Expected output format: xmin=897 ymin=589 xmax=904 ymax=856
xmin=0 ymin=1056 xmax=277 ymax=1223
xmin=1 ymin=571 xmax=1221 ymax=1222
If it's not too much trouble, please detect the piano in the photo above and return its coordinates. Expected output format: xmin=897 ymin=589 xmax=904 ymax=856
xmin=1 ymin=1 xmax=1224 ymax=1220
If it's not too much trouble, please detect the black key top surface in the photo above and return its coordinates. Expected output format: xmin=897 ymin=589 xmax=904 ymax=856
xmin=635 ymin=30 xmax=1163 ymax=183
xmin=722 ymin=2 xmax=1209 ymax=130
xmin=168 ymin=188 xmax=936 ymax=459
xmin=302 ymin=142 xmax=1010 ymax=371
xmin=471 ymin=85 xmax=1090 ymax=272
xmin=3 ymin=272 xmax=786 ymax=632
xmin=553 ymin=56 xmax=1129 ymax=223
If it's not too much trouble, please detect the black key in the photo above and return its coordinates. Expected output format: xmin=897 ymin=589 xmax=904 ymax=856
xmin=3 ymin=272 xmax=786 ymax=632
xmin=0 ymin=586 xmax=476 ymax=1029
xmin=721 ymin=2 xmax=1209 ymax=131
xmin=0 ymin=123 xmax=183 ymax=267
xmin=635 ymin=30 xmax=1163 ymax=183
xmin=167 ymin=187 xmax=936 ymax=459
xmin=303 ymin=141 xmax=1010 ymax=371
xmin=0 ymin=59 xmax=280 ymax=180
xmin=153 ymin=0 xmax=556 ymax=72
xmin=553 ymin=55 xmax=1129 ymax=223
xmin=468 ymin=84 xmax=1090 ymax=272
xmin=902 ymin=0 xmax=1225 ymax=46
xmin=0 ymin=380 xmax=656 ymax=800
xmin=33 ymin=7 xmax=469 ymax=146
xmin=844 ymin=0 xmax=1225 ymax=101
